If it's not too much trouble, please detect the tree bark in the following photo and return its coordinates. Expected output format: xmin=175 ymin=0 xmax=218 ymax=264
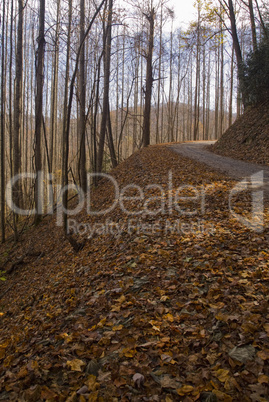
xmin=1 ymin=0 xmax=6 ymax=242
xmin=34 ymin=0 xmax=45 ymax=224
xmin=248 ymin=0 xmax=257 ymax=51
xmin=13 ymin=0 xmax=24 ymax=209
xmin=78 ymin=0 xmax=87 ymax=191
xmin=49 ymin=0 xmax=60 ymax=174
xmin=227 ymin=0 xmax=246 ymax=107
xmin=142 ymin=7 xmax=155 ymax=147
xmin=97 ymin=0 xmax=113 ymax=173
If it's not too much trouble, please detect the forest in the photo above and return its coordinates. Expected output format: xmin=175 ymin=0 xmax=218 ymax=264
xmin=1 ymin=0 xmax=269 ymax=400
xmin=0 ymin=0 xmax=268 ymax=242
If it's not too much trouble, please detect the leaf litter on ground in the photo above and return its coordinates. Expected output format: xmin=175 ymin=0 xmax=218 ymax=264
xmin=0 ymin=145 xmax=269 ymax=401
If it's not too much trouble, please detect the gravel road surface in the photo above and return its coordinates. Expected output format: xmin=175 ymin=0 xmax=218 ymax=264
xmin=170 ymin=141 xmax=269 ymax=198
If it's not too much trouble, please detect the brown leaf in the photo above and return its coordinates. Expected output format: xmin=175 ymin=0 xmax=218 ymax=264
xmin=66 ymin=359 xmax=85 ymax=372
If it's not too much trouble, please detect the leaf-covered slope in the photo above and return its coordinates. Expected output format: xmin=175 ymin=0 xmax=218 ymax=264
xmin=0 ymin=146 xmax=269 ymax=401
xmin=212 ymin=100 xmax=269 ymax=165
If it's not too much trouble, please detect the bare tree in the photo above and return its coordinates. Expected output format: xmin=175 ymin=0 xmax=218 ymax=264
xmin=62 ymin=0 xmax=106 ymax=231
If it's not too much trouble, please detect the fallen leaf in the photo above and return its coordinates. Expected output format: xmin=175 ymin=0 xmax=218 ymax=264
xmin=176 ymin=385 xmax=194 ymax=395
xmin=66 ymin=359 xmax=85 ymax=372
xmin=229 ymin=345 xmax=256 ymax=363
xmin=160 ymin=375 xmax=181 ymax=389
xmin=258 ymin=375 xmax=269 ymax=384
xmin=112 ymin=324 xmax=123 ymax=331
xmin=88 ymin=391 xmax=99 ymax=402
xmin=86 ymin=375 xmax=99 ymax=392
xmin=114 ymin=377 xmax=127 ymax=387
xmin=257 ymin=349 xmax=269 ymax=360
xmin=213 ymin=369 xmax=230 ymax=383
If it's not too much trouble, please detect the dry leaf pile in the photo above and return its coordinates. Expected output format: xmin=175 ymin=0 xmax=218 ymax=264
xmin=0 ymin=146 xmax=269 ymax=401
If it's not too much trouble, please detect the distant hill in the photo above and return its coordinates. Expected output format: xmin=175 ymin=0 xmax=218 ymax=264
xmin=211 ymin=100 xmax=269 ymax=165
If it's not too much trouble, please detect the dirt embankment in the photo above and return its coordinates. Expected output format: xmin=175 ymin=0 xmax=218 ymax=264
xmin=212 ymin=100 xmax=269 ymax=165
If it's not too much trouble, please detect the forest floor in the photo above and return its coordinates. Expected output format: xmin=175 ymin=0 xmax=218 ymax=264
xmin=0 ymin=145 xmax=269 ymax=401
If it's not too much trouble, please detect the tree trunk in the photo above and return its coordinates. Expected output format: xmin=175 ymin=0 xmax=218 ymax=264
xmin=13 ymin=0 xmax=24 ymax=209
xmin=193 ymin=4 xmax=201 ymax=141
xmin=34 ymin=0 xmax=45 ymax=224
xmin=49 ymin=0 xmax=60 ymax=174
xmin=107 ymin=104 xmax=117 ymax=168
xmin=61 ymin=0 xmax=72 ymax=232
xmin=97 ymin=0 xmax=113 ymax=173
xmin=227 ymin=0 xmax=245 ymax=107
xmin=78 ymin=0 xmax=87 ymax=191
xmin=229 ymin=45 xmax=234 ymax=127
xmin=142 ymin=7 xmax=155 ymax=147
xmin=62 ymin=0 xmax=106 ymax=230
xmin=248 ymin=0 xmax=257 ymax=51
xmin=1 ymin=0 xmax=6 ymax=242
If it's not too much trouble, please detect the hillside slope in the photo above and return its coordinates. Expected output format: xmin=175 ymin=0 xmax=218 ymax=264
xmin=0 ymin=146 xmax=269 ymax=401
xmin=212 ymin=100 xmax=269 ymax=165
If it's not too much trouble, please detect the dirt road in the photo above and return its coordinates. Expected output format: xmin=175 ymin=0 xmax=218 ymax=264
xmin=170 ymin=141 xmax=269 ymax=196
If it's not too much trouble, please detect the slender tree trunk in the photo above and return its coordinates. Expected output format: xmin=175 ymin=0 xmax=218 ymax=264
xmin=50 ymin=0 xmax=60 ymax=174
xmin=34 ymin=0 xmax=45 ymax=224
xmin=248 ymin=0 xmax=257 ymax=51
xmin=167 ymin=24 xmax=173 ymax=142
xmin=205 ymin=49 xmax=211 ymax=139
xmin=202 ymin=41 xmax=206 ymax=140
xmin=215 ymin=38 xmax=219 ymax=138
xmin=219 ymin=24 xmax=224 ymax=136
xmin=193 ymin=5 xmax=201 ymax=141
xmin=228 ymin=0 xmax=245 ymax=107
xmin=97 ymin=0 xmax=113 ymax=172
xmin=92 ymin=55 xmax=101 ymax=177
xmin=187 ymin=54 xmax=193 ymax=140
xmin=254 ymin=0 xmax=268 ymax=39
xmin=156 ymin=3 xmax=163 ymax=144
xmin=142 ymin=7 xmax=155 ymax=147
xmin=78 ymin=0 xmax=87 ymax=191
xmin=229 ymin=45 xmax=234 ymax=127
xmin=62 ymin=0 xmax=106 ymax=230
xmin=62 ymin=0 xmax=72 ymax=232
xmin=133 ymin=38 xmax=139 ymax=151
xmin=13 ymin=0 xmax=24 ymax=209
xmin=107 ymin=104 xmax=117 ymax=168
xmin=1 ymin=0 xmax=6 ymax=242
xmin=9 ymin=0 xmax=14 ymax=212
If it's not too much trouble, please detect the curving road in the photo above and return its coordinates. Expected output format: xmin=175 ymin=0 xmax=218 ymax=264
xmin=170 ymin=141 xmax=269 ymax=196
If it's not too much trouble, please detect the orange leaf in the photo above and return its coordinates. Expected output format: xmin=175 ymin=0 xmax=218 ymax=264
xmin=258 ymin=349 xmax=269 ymax=360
